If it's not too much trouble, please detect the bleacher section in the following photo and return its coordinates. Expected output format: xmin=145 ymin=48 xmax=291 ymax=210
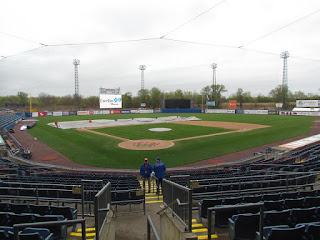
xmin=0 ymin=113 xmax=22 ymax=130
xmin=162 ymin=143 xmax=320 ymax=239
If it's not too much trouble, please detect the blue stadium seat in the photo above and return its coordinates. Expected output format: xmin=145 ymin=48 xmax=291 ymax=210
xmin=229 ymin=213 xmax=260 ymax=240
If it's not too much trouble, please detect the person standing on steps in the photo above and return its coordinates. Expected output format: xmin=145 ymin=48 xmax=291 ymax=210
xmin=153 ymin=157 xmax=166 ymax=194
xmin=140 ymin=158 xmax=153 ymax=193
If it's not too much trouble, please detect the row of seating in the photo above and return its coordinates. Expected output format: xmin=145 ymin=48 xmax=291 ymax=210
xmin=199 ymin=192 xmax=320 ymax=220
xmin=257 ymin=223 xmax=320 ymax=240
xmin=230 ymin=214 xmax=320 ymax=240
xmin=111 ymin=189 xmax=145 ymax=205
xmin=0 ymin=226 xmax=54 ymax=240
xmin=0 ymin=114 xmax=22 ymax=130
xmin=0 ymin=203 xmax=77 ymax=222
xmin=0 ymin=213 xmax=66 ymax=240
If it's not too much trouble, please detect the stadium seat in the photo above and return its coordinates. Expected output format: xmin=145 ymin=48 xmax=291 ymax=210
xmin=256 ymin=225 xmax=305 ymax=240
xmin=280 ymin=192 xmax=299 ymax=199
xmin=243 ymin=195 xmax=263 ymax=203
xmin=9 ymin=227 xmax=54 ymax=240
xmin=198 ymin=198 xmax=223 ymax=219
xmin=297 ymin=222 xmax=320 ymax=240
xmin=263 ymin=210 xmax=291 ymax=227
xmin=30 ymin=204 xmax=51 ymax=215
xmin=34 ymin=215 xmax=67 ymax=240
xmin=9 ymin=203 xmax=32 ymax=214
xmin=290 ymin=208 xmax=319 ymax=226
xmin=229 ymin=213 xmax=260 ymax=240
xmin=262 ymin=193 xmax=281 ymax=201
xmin=303 ymin=196 xmax=320 ymax=208
xmin=212 ymin=207 xmax=239 ymax=228
xmin=264 ymin=200 xmax=285 ymax=211
xmin=284 ymin=198 xmax=305 ymax=209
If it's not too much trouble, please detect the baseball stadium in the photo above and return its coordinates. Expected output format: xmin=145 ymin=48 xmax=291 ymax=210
xmin=2 ymin=1 xmax=320 ymax=239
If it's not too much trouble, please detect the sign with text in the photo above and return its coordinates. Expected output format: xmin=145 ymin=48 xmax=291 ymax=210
xmin=100 ymin=95 xmax=122 ymax=108
xmin=296 ymin=100 xmax=319 ymax=108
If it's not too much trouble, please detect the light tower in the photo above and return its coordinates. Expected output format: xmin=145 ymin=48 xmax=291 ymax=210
xmin=139 ymin=65 xmax=146 ymax=90
xmin=280 ymin=51 xmax=289 ymax=108
xmin=211 ymin=63 xmax=217 ymax=108
xmin=73 ymin=59 xmax=80 ymax=95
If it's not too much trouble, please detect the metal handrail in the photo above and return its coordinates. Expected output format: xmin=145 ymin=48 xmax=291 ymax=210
xmin=13 ymin=219 xmax=86 ymax=240
xmin=147 ymin=215 xmax=160 ymax=240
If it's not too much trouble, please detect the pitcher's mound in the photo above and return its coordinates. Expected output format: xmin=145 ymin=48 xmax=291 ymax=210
xmin=118 ymin=139 xmax=174 ymax=150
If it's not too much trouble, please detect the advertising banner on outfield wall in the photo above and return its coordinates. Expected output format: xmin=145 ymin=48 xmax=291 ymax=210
xmin=121 ymin=110 xmax=131 ymax=114
xmin=99 ymin=94 xmax=122 ymax=108
xmin=32 ymin=112 xmax=38 ymax=117
xmin=205 ymin=109 xmax=235 ymax=114
xmin=94 ymin=110 xmax=103 ymax=115
xmin=139 ymin=109 xmax=154 ymax=114
xmin=53 ymin=111 xmax=63 ymax=116
xmin=131 ymin=110 xmax=140 ymax=114
xmin=110 ymin=110 xmax=121 ymax=114
xmin=296 ymin=100 xmax=320 ymax=107
xmin=69 ymin=111 xmax=77 ymax=115
xmin=292 ymin=111 xmax=320 ymax=116
xmin=279 ymin=111 xmax=292 ymax=115
xmin=62 ymin=111 xmax=69 ymax=116
xmin=77 ymin=111 xmax=88 ymax=115
xmin=268 ymin=110 xmax=278 ymax=115
xmin=102 ymin=110 xmax=110 ymax=114
xmin=39 ymin=112 xmax=46 ymax=117
xmin=244 ymin=110 xmax=268 ymax=115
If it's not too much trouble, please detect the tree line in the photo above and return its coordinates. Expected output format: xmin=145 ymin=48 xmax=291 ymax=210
xmin=0 ymin=85 xmax=319 ymax=111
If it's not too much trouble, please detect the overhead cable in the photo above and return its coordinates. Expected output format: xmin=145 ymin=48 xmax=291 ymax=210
xmin=0 ymin=31 xmax=46 ymax=46
xmin=160 ymin=0 xmax=227 ymax=38
xmin=239 ymin=8 xmax=320 ymax=48
xmin=0 ymin=46 xmax=46 ymax=62
xmin=46 ymin=37 xmax=160 ymax=47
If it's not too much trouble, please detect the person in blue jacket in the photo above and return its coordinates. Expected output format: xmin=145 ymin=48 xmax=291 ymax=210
xmin=153 ymin=157 xmax=166 ymax=194
xmin=140 ymin=158 xmax=153 ymax=193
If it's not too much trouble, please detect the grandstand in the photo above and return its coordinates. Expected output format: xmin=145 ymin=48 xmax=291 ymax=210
xmin=1 ymin=112 xmax=320 ymax=239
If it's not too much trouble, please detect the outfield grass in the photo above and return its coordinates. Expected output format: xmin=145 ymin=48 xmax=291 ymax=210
xmin=27 ymin=113 xmax=316 ymax=169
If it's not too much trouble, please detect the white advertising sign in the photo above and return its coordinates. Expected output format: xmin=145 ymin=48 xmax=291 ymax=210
xmin=100 ymin=95 xmax=122 ymax=108
xmin=296 ymin=100 xmax=319 ymax=108
xmin=53 ymin=111 xmax=63 ymax=116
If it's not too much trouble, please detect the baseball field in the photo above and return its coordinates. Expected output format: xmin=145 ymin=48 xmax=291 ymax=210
xmin=27 ymin=113 xmax=315 ymax=169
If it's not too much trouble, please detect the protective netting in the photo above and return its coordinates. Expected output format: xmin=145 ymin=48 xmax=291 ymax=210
xmin=48 ymin=116 xmax=201 ymax=129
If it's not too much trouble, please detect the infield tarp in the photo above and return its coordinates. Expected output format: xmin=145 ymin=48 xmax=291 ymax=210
xmin=47 ymin=116 xmax=201 ymax=129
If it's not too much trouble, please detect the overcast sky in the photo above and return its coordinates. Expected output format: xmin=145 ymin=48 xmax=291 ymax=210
xmin=1 ymin=0 xmax=320 ymax=98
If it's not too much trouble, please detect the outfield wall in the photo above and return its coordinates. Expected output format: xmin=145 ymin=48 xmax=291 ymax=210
xmin=26 ymin=109 xmax=320 ymax=118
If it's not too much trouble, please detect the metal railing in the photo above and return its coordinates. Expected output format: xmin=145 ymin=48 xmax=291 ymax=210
xmin=162 ymin=179 xmax=192 ymax=231
xmin=207 ymin=203 xmax=264 ymax=240
xmin=81 ymin=179 xmax=104 ymax=217
xmin=94 ymin=182 xmax=111 ymax=240
xmin=12 ymin=219 xmax=86 ymax=240
xmin=147 ymin=215 xmax=160 ymax=240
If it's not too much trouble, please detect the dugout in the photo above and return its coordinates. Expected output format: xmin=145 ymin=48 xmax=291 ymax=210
xmin=162 ymin=99 xmax=194 ymax=109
